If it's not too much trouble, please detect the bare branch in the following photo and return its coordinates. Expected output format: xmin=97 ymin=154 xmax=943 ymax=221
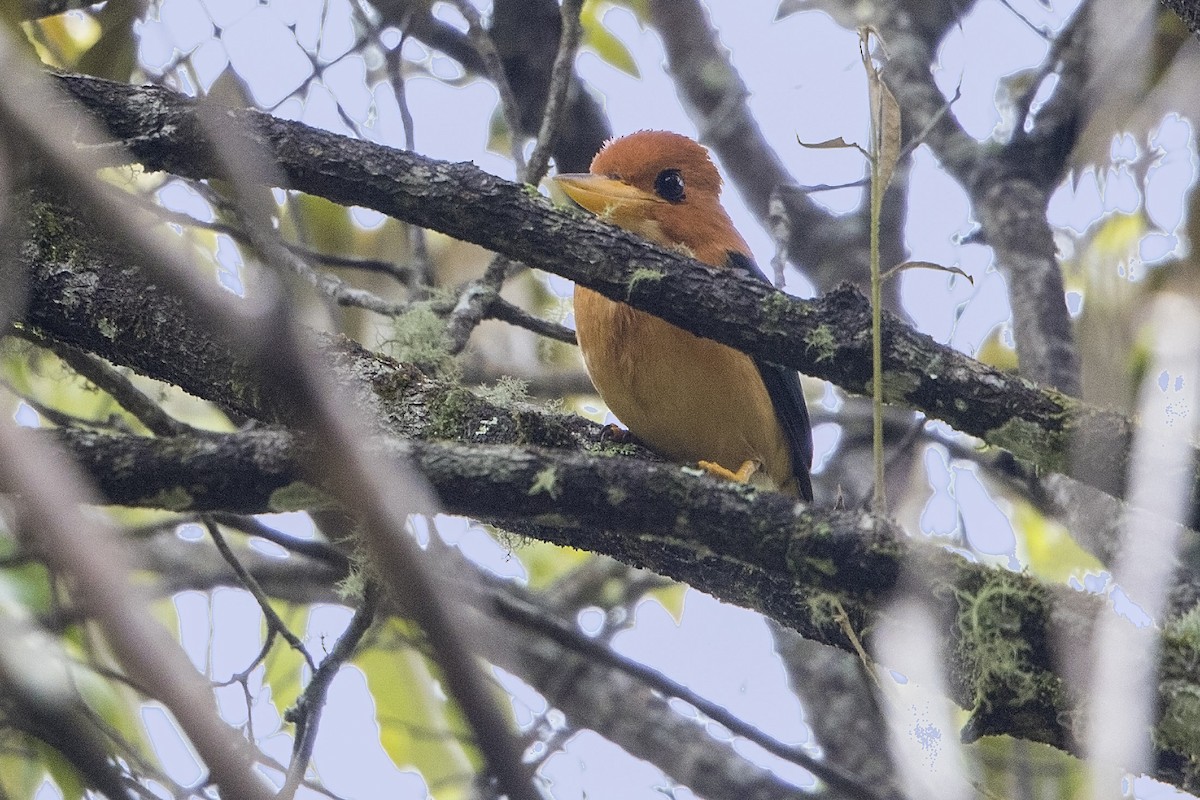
xmin=0 ymin=41 xmax=537 ymax=799
xmin=0 ymin=424 xmax=272 ymax=799
xmin=447 ymin=0 xmax=528 ymax=174
xmin=14 ymin=327 xmax=189 ymax=437
xmin=282 ymin=587 xmax=378 ymax=800
xmin=14 ymin=95 xmax=1193 ymax=514
xmin=46 ymin=422 xmax=1200 ymax=788
xmin=523 ymin=0 xmax=584 ymax=185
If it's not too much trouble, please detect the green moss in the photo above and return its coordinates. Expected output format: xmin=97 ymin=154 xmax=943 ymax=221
xmin=475 ymin=375 xmax=529 ymax=406
xmin=96 ymin=318 xmax=118 ymax=340
xmin=269 ymin=482 xmax=335 ymax=512
xmin=627 ymin=268 xmax=664 ymax=300
xmin=1160 ymin=606 xmax=1200 ymax=755
xmin=989 ymin=417 xmax=1068 ymax=473
xmin=143 ymin=487 xmax=194 ymax=512
xmin=1164 ymin=605 xmax=1200 ymax=668
xmin=868 ymin=370 xmax=921 ymax=399
xmin=527 ymin=466 xmax=560 ymax=499
xmin=803 ymin=325 xmax=838 ymax=363
xmin=427 ymin=385 xmax=483 ymax=441
xmin=512 ymin=409 xmax=577 ymax=448
xmin=802 ymin=591 xmax=847 ymax=628
xmin=952 ymin=572 xmax=1055 ymax=719
xmin=804 ymin=557 xmax=838 ymax=577
xmin=760 ymin=291 xmax=793 ymax=329
xmin=336 ymin=567 xmax=366 ymax=603
xmin=1159 ymin=685 xmax=1200 ymax=756
xmin=380 ymin=304 xmax=454 ymax=373
xmin=30 ymin=201 xmax=87 ymax=266
xmin=586 ymin=440 xmax=640 ymax=457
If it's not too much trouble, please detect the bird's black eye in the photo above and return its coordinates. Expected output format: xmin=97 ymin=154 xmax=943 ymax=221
xmin=654 ymin=169 xmax=686 ymax=203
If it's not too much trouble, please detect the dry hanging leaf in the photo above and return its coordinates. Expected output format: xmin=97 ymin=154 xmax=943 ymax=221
xmin=882 ymin=260 xmax=975 ymax=284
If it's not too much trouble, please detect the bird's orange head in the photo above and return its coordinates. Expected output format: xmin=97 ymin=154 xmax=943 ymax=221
xmin=553 ymin=131 xmax=749 ymax=266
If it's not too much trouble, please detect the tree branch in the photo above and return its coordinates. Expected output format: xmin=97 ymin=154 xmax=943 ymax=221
xmin=1158 ymin=0 xmax=1200 ymax=34
xmin=134 ymin=529 xmax=846 ymax=800
xmin=875 ymin=2 xmax=1082 ymax=393
xmin=18 ymin=91 xmax=1194 ymax=514
xmin=38 ymin=422 xmax=1200 ymax=791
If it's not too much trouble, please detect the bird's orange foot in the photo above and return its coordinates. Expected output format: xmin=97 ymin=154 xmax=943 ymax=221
xmin=697 ymin=459 xmax=762 ymax=484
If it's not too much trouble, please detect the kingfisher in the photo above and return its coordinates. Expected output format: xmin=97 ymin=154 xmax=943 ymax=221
xmin=554 ymin=131 xmax=813 ymax=500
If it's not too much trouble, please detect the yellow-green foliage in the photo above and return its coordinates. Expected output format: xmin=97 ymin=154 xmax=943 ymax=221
xmin=1159 ymin=607 xmax=1200 ymax=756
xmin=354 ymin=620 xmax=479 ymax=798
xmin=760 ymin=291 xmax=793 ymax=328
xmin=1012 ymin=500 xmax=1103 ymax=583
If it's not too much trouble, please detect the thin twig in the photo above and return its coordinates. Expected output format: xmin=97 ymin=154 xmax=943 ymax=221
xmin=484 ymin=294 xmax=578 ymax=345
xmin=6 ymin=42 xmax=537 ymax=800
xmin=447 ymin=0 xmax=527 ymax=174
xmin=208 ymin=512 xmax=350 ymax=569
xmin=281 ymin=585 xmax=378 ymax=800
xmin=188 ymin=87 xmax=541 ymax=800
xmin=0 ymin=376 xmax=98 ymax=429
xmin=16 ymin=327 xmax=189 ymax=436
xmin=388 ymin=25 xmax=437 ymax=297
xmin=202 ymin=517 xmax=316 ymax=672
xmin=199 ymin=185 xmax=412 ymax=317
xmin=523 ymin=0 xmax=585 ymax=184
xmin=445 ymin=256 xmax=512 ymax=353
xmin=998 ymin=0 xmax=1053 ymax=40
xmin=1011 ymin=4 xmax=1088 ymax=141
xmin=131 ymin=189 xmax=414 ymax=283
xmin=896 ymin=85 xmax=962 ymax=173
xmin=492 ymin=591 xmax=887 ymax=800
xmin=0 ymin=424 xmax=272 ymax=799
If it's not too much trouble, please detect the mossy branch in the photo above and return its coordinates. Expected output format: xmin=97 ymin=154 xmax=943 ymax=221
xmin=39 ymin=422 xmax=1200 ymax=792
xmin=47 ymin=72 xmax=1195 ymax=515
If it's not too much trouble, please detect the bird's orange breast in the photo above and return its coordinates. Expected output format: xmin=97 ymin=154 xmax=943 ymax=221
xmin=574 ymin=285 xmax=798 ymax=494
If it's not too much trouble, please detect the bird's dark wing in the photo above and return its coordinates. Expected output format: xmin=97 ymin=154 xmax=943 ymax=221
xmin=727 ymin=251 xmax=814 ymax=501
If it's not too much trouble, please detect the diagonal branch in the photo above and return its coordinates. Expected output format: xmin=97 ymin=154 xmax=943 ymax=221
xmin=874 ymin=2 xmax=1081 ymax=393
xmin=19 ymin=80 xmax=1196 ymax=514
xmin=38 ymin=421 xmax=1200 ymax=793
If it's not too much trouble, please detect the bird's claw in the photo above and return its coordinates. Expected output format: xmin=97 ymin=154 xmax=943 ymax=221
xmin=697 ymin=459 xmax=762 ymax=484
xmin=599 ymin=424 xmax=636 ymax=445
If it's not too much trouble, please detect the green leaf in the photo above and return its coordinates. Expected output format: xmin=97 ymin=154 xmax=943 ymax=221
xmin=0 ymin=735 xmax=49 ymax=799
xmin=278 ymin=193 xmax=359 ymax=255
xmin=647 ymin=583 xmax=687 ymax=624
xmin=582 ymin=2 xmax=640 ymax=77
xmin=0 ymin=562 xmax=54 ymax=618
xmin=486 ymin=102 xmax=513 ymax=160
xmin=72 ymin=661 xmax=152 ymax=767
xmin=356 ymin=621 xmax=479 ymax=798
xmin=74 ymin=2 xmax=138 ymax=81
xmin=262 ymin=603 xmax=313 ymax=721
xmin=519 ymin=538 xmax=592 ymax=590
xmin=797 ymin=135 xmax=870 ymax=160
xmin=39 ymin=740 xmax=87 ymax=800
